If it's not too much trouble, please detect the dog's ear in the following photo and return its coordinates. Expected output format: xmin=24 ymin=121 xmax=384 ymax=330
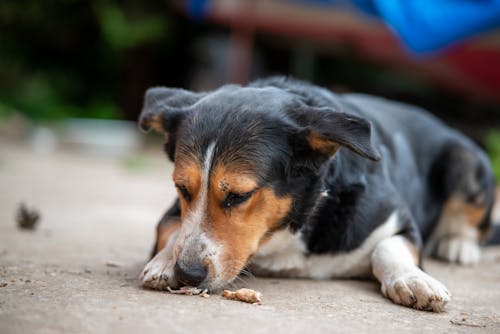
xmin=138 ymin=87 xmax=204 ymax=161
xmin=290 ymin=107 xmax=380 ymax=161
xmin=138 ymin=87 xmax=204 ymax=134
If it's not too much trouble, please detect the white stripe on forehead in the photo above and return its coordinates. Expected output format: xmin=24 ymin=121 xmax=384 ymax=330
xmin=173 ymin=141 xmax=223 ymax=277
xmin=188 ymin=141 xmax=216 ymax=224
xmin=203 ymin=142 xmax=217 ymax=177
xmin=178 ymin=142 xmax=216 ymax=236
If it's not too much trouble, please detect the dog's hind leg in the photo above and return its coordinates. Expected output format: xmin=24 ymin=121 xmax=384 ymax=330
xmin=427 ymin=143 xmax=495 ymax=265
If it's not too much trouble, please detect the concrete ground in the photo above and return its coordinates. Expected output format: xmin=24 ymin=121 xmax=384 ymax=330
xmin=1 ymin=142 xmax=500 ymax=334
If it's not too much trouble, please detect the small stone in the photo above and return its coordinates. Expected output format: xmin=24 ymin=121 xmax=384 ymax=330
xmin=16 ymin=203 xmax=40 ymax=230
xmin=105 ymin=261 xmax=121 ymax=268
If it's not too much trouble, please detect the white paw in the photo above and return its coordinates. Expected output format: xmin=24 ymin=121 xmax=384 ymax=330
xmin=140 ymin=249 xmax=176 ymax=290
xmin=436 ymin=237 xmax=480 ymax=265
xmin=381 ymin=270 xmax=451 ymax=312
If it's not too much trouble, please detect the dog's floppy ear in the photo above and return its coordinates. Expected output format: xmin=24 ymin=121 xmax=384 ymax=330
xmin=138 ymin=87 xmax=204 ymax=161
xmin=291 ymin=107 xmax=380 ymax=161
xmin=138 ymin=87 xmax=203 ymax=134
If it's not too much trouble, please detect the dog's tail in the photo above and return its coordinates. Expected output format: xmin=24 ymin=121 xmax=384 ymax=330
xmin=485 ymin=223 xmax=500 ymax=246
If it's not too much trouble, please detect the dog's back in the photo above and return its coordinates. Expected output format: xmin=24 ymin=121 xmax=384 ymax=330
xmin=254 ymin=77 xmax=495 ymax=249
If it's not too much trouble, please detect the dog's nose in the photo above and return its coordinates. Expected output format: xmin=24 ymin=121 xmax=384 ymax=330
xmin=174 ymin=261 xmax=208 ymax=286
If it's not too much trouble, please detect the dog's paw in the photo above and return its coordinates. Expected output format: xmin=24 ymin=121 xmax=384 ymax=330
xmin=436 ymin=237 xmax=480 ymax=265
xmin=140 ymin=250 xmax=175 ymax=290
xmin=381 ymin=270 xmax=451 ymax=312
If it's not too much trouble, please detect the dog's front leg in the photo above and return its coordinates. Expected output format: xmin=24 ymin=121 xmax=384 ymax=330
xmin=371 ymin=235 xmax=451 ymax=312
xmin=140 ymin=221 xmax=181 ymax=290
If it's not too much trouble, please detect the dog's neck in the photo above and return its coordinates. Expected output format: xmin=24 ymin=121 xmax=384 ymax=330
xmin=285 ymin=150 xmax=370 ymax=251
xmin=285 ymin=151 xmax=347 ymax=232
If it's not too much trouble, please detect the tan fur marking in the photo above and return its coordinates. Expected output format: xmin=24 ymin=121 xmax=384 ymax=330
xmin=148 ymin=114 xmax=164 ymax=133
xmin=307 ymin=133 xmax=340 ymax=156
xmin=204 ymin=165 xmax=292 ymax=280
xmin=172 ymin=160 xmax=202 ymax=220
xmin=156 ymin=219 xmax=181 ymax=252
xmin=441 ymin=195 xmax=487 ymax=228
xmin=211 ymin=165 xmax=258 ymax=196
xmin=465 ymin=205 xmax=488 ymax=228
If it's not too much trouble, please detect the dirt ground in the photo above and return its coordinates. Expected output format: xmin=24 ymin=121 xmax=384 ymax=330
xmin=1 ymin=142 xmax=500 ymax=334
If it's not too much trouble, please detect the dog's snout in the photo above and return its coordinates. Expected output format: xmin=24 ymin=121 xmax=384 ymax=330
xmin=174 ymin=261 xmax=208 ymax=286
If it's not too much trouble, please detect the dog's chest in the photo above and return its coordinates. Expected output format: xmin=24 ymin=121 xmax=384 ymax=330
xmin=250 ymin=212 xmax=399 ymax=279
xmin=250 ymin=229 xmax=372 ymax=279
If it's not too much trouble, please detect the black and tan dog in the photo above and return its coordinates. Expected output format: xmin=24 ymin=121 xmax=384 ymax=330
xmin=138 ymin=77 xmax=496 ymax=312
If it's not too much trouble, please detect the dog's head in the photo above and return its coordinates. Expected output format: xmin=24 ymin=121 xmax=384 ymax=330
xmin=139 ymin=83 xmax=379 ymax=290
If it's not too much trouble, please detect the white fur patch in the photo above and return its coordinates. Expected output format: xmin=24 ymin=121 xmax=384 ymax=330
xmin=251 ymin=229 xmax=306 ymax=273
xmin=436 ymin=237 xmax=480 ymax=265
xmin=251 ymin=211 xmax=399 ymax=279
xmin=141 ymin=229 xmax=179 ymax=289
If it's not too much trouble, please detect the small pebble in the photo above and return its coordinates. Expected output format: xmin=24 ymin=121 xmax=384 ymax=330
xmin=105 ymin=261 xmax=121 ymax=268
xmin=16 ymin=203 xmax=40 ymax=230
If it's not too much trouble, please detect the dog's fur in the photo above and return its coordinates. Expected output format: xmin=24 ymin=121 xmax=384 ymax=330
xmin=139 ymin=77 xmax=495 ymax=312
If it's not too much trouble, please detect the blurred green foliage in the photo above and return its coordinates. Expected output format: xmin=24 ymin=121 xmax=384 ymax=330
xmin=95 ymin=2 xmax=168 ymax=51
xmin=485 ymin=130 xmax=500 ymax=182
xmin=0 ymin=0 xmax=171 ymax=121
xmin=121 ymin=155 xmax=150 ymax=173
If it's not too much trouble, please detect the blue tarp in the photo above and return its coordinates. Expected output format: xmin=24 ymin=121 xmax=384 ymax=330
xmin=186 ymin=0 xmax=500 ymax=53
xmin=352 ymin=0 xmax=500 ymax=53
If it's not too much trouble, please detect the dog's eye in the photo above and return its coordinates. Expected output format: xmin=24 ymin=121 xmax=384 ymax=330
xmin=176 ymin=184 xmax=191 ymax=201
xmin=222 ymin=191 xmax=254 ymax=209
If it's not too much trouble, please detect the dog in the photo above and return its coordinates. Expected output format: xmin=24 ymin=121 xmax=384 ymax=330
xmin=138 ymin=77 xmax=496 ymax=312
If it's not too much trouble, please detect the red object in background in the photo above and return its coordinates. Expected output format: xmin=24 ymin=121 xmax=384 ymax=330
xmin=445 ymin=45 xmax=500 ymax=102
xmin=174 ymin=0 xmax=500 ymax=104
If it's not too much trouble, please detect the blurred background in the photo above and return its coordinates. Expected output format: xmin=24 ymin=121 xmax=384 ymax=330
xmin=1 ymin=0 xmax=500 ymax=178
xmin=2 ymin=4 xmax=500 ymax=331
xmin=2 ymin=4 xmax=500 ymax=330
